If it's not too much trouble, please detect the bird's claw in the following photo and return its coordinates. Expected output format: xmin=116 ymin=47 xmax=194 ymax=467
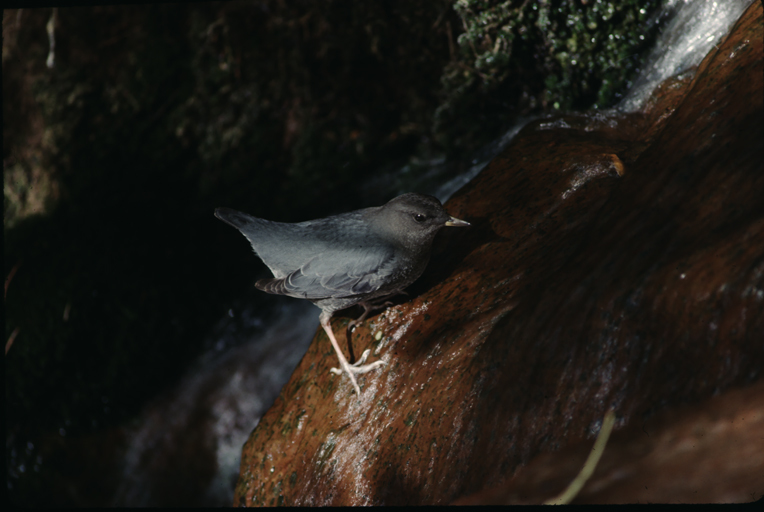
xmin=329 ymin=350 xmax=386 ymax=394
xmin=330 ymin=350 xmax=386 ymax=373
xmin=354 ymin=348 xmax=372 ymax=366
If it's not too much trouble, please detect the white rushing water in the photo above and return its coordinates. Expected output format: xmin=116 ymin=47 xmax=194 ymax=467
xmin=113 ymin=298 xmax=318 ymax=506
xmin=619 ymin=0 xmax=755 ymax=112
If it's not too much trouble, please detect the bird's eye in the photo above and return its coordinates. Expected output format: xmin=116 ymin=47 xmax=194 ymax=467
xmin=413 ymin=214 xmax=426 ymax=222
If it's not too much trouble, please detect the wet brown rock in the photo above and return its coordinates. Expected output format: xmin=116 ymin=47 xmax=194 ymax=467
xmin=234 ymin=2 xmax=763 ymax=506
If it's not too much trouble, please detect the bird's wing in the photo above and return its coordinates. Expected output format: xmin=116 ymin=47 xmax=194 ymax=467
xmin=256 ymin=246 xmax=396 ymax=300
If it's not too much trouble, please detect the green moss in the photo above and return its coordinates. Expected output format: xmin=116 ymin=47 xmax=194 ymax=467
xmin=436 ymin=0 xmax=664 ymax=151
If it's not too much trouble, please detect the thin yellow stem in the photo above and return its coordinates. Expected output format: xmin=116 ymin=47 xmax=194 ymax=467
xmin=544 ymin=409 xmax=616 ymax=505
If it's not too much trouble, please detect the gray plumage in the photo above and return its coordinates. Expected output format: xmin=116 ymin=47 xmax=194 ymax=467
xmin=215 ymin=192 xmax=469 ymax=395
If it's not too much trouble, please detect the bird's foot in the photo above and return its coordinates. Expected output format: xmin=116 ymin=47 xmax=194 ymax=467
xmin=330 ymin=349 xmax=384 ymax=373
xmin=321 ymin=312 xmax=385 ymax=395
xmin=329 ymin=349 xmax=386 ymax=394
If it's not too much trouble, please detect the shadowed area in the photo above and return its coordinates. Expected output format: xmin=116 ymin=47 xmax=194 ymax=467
xmin=455 ymin=380 xmax=764 ymax=504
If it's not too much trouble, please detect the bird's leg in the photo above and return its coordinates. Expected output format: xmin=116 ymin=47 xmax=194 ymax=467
xmin=321 ymin=312 xmax=385 ymax=395
xmin=345 ymin=299 xmax=390 ymax=363
xmin=345 ymin=290 xmax=409 ymax=354
xmin=345 ymin=303 xmax=373 ymax=363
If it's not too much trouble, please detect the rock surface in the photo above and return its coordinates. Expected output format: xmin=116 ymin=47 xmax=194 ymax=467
xmin=234 ymin=2 xmax=763 ymax=505
xmin=455 ymin=380 xmax=764 ymax=504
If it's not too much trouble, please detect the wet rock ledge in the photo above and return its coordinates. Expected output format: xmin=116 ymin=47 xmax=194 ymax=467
xmin=234 ymin=2 xmax=763 ymax=505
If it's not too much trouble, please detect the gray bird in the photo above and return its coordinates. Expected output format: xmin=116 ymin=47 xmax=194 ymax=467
xmin=215 ymin=193 xmax=469 ymax=395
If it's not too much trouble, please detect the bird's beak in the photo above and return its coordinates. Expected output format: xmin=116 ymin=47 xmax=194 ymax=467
xmin=445 ymin=216 xmax=470 ymax=227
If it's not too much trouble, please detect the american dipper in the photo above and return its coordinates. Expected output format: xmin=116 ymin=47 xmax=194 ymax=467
xmin=215 ymin=193 xmax=469 ymax=395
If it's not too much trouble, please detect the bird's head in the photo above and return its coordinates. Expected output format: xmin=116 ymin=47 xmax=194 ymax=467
xmin=371 ymin=193 xmax=469 ymax=249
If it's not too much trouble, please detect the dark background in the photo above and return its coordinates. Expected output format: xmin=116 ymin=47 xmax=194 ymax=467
xmin=3 ymin=1 xmax=663 ymax=505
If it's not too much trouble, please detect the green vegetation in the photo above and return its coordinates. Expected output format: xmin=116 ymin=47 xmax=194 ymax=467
xmin=437 ymin=0 xmax=663 ymax=151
